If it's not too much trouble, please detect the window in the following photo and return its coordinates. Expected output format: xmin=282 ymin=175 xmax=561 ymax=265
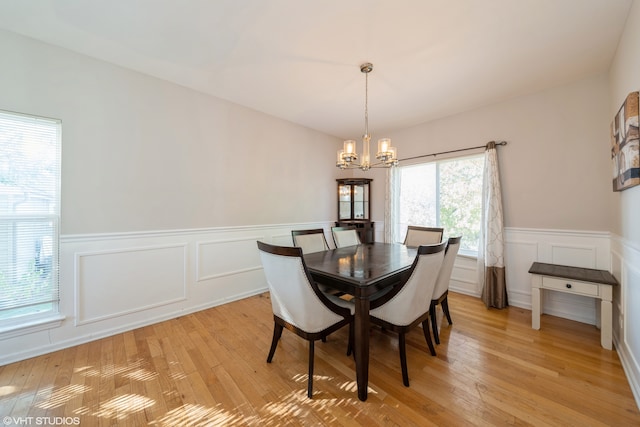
xmin=395 ymin=154 xmax=483 ymax=256
xmin=0 ymin=110 xmax=61 ymax=327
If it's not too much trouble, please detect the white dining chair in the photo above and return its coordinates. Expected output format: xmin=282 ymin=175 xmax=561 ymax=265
xmin=430 ymin=236 xmax=462 ymax=344
xmin=367 ymin=242 xmax=446 ymax=386
xmin=257 ymin=241 xmax=354 ymax=398
xmin=292 ymin=228 xmax=345 ymax=299
xmin=331 ymin=226 xmax=361 ymax=248
xmin=403 ymin=225 xmax=444 ymax=247
xmin=291 ymin=229 xmax=329 ymax=253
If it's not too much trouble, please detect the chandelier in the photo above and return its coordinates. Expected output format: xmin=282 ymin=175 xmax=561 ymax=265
xmin=336 ymin=62 xmax=398 ymax=170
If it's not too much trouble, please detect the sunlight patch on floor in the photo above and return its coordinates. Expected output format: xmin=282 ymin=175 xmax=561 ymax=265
xmin=148 ymin=403 xmax=242 ymax=427
xmin=36 ymin=384 xmax=91 ymax=409
xmin=77 ymin=393 xmax=155 ymax=420
xmin=0 ymin=385 xmax=16 ymax=397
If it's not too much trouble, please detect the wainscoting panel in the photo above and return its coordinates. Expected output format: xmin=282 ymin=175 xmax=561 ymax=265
xmin=271 ymin=232 xmax=295 ymax=247
xmin=197 ymin=236 xmax=264 ymax=282
xmin=611 ymin=235 xmax=640 ymax=408
xmin=504 ymin=239 xmax=539 ymax=308
xmin=504 ymin=228 xmax=611 ymax=325
xmin=549 ymin=243 xmax=598 ymax=269
xmin=449 ymin=256 xmax=479 ymax=296
xmin=0 ymin=222 xmax=334 ymax=365
xmin=0 ymin=224 xmax=622 ymax=371
xmin=624 ymin=261 xmax=640 ymax=383
xmin=75 ymin=244 xmax=187 ymax=325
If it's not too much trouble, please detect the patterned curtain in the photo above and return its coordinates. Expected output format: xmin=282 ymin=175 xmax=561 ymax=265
xmin=478 ymin=141 xmax=508 ymax=308
xmin=384 ymin=166 xmax=399 ymax=243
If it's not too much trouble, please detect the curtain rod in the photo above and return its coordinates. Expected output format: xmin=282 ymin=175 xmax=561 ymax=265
xmin=399 ymin=140 xmax=507 ymax=162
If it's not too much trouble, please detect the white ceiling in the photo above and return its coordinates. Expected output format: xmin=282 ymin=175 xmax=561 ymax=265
xmin=0 ymin=0 xmax=632 ymax=139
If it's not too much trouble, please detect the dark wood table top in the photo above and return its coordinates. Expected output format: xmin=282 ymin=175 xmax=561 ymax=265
xmin=304 ymin=242 xmax=417 ymax=298
xmin=528 ymin=262 xmax=618 ymax=286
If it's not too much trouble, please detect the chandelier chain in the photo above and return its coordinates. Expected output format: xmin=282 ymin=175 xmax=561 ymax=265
xmin=364 ymin=71 xmax=369 ymax=137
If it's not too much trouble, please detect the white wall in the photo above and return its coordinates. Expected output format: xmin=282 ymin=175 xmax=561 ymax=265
xmin=0 ymin=29 xmax=342 ymax=235
xmin=607 ymin=0 xmax=640 ymax=406
xmin=0 ymin=30 xmax=343 ymax=363
xmin=374 ymin=74 xmax=613 ymax=232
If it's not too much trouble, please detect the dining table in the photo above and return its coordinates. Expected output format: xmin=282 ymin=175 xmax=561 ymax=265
xmin=303 ymin=242 xmax=417 ymax=401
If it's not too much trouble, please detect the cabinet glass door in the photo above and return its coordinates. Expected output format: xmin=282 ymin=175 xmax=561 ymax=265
xmin=338 ymin=184 xmax=352 ymax=219
xmin=354 ymin=184 xmax=364 ymax=219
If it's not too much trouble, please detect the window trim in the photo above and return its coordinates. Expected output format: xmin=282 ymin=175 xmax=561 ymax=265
xmin=0 ymin=109 xmax=61 ymax=328
xmin=394 ymin=152 xmax=483 ymax=255
xmin=0 ymin=313 xmax=65 ymax=340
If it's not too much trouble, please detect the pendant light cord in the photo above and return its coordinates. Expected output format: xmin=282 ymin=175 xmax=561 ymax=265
xmin=364 ymin=71 xmax=369 ymax=138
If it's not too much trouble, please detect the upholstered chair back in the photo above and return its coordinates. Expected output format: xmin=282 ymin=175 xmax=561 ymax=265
xmin=369 ymin=243 xmax=445 ymax=326
xmin=432 ymin=236 xmax=462 ymax=300
xmin=332 ymin=227 xmax=361 ymax=248
xmin=292 ymin=231 xmax=329 ymax=254
xmin=258 ymin=245 xmax=344 ymax=333
xmin=404 ymin=226 xmax=444 ymax=247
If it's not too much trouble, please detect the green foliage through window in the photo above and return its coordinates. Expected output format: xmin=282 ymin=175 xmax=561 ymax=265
xmin=0 ymin=110 xmax=60 ymax=323
xmin=397 ymin=154 xmax=483 ymax=253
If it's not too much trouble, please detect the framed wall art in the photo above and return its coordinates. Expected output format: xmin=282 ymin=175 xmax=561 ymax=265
xmin=611 ymin=91 xmax=639 ymax=191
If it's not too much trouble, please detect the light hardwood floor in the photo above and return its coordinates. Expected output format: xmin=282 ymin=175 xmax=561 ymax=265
xmin=1 ymin=292 xmax=638 ymax=426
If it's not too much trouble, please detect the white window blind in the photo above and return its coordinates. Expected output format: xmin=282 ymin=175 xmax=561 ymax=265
xmin=0 ymin=110 xmax=61 ymax=324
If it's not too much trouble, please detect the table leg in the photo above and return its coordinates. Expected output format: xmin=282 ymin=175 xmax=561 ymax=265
xmin=354 ymin=296 xmax=370 ymax=401
xmin=600 ymin=300 xmax=612 ymax=350
xmin=531 ymin=275 xmax=542 ymax=330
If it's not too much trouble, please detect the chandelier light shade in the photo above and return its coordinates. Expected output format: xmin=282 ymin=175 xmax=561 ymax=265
xmin=336 ymin=63 xmax=398 ymax=170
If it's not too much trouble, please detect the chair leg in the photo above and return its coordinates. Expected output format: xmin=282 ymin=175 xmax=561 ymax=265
xmin=347 ymin=323 xmax=354 ymax=357
xmin=442 ymin=296 xmax=453 ymax=325
xmin=430 ymin=305 xmax=440 ymax=345
xmin=422 ymin=318 xmax=437 ymax=356
xmin=399 ymin=332 xmax=410 ymax=387
xmin=308 ymin=340 xmax=315 ymax=398
xmin=267 ymin=323 xmax=283 ymax=363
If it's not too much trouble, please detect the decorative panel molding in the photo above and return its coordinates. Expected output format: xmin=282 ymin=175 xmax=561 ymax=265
xmin=507 ymin=288 xmax=532 ymax=308
xmin=449 ymin=257 xmax=479 ymax=296
xmin=196 ymin=236 xmax=264 ymax=281
xmin=624 ymin=262 xmax=640 ymax=371
xmin=75 ymin=244 xmax=187 ymax=325
xmin=1 ymin=222 xmax=628 ymax=376
xmin=504 ymin=239 xmax=539 ymax=301
xmin=549 ymin=243 xmax=597 ymax=268
xmin=271 ymin=232 xmax=294 ymax=247
xmin=611 ymin=235 xmax=640 ymax=408
xmin=503 ymin=229 xmax=610 ymax=320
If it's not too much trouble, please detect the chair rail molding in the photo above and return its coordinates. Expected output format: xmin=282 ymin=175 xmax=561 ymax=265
xmin=1 ymin=221 xmax=335 ymax=365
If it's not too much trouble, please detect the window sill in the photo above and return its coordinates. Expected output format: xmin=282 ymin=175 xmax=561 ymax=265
xmin=0 ymin=314 xmax=66 ymax=340
xmin=457 ymin=252 xmax=478 ymax=261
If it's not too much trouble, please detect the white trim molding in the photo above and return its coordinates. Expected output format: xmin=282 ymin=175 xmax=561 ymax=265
xmin=0 ymin=221 xmax=334 ymax=365
xmin=3 ymin=219 xmax=637 ymax=412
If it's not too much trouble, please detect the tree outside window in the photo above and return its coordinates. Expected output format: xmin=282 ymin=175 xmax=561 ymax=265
xmin=397 ymin=154 xmax=483 ymax=255
xmin=0 ymin=111 xmax=60 ymax=323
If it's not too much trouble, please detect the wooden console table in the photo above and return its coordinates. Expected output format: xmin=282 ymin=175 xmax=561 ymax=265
xmin=529 ymin=262 xmax=618 ymax=350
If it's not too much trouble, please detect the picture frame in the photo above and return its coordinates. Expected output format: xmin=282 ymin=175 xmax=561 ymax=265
xmin=611 ymin=91 xmax=639 ymax=192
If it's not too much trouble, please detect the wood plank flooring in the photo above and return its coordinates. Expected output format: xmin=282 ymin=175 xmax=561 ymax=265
xmin=1 ymin=292 xmax=638 ymax=426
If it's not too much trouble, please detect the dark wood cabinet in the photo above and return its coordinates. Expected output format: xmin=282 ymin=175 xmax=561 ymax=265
xmin=336 ymin=178 xmax=374 ymax=243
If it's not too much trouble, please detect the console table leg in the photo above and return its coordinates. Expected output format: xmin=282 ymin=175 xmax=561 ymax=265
xmin=601 ymin=300 xmax=612 ymax=350
xmin=531 ymin=276 xmax=542 ymax=330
